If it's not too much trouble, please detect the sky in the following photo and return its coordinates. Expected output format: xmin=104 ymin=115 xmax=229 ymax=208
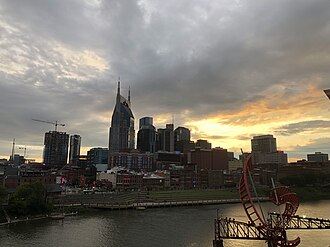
xmin=0 ymin=0 xmax=330 ymax=162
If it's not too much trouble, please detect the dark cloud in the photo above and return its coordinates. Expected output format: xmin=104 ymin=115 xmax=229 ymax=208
xmin=274 ymin=120 xmax=330 ymax=136
xmin=1 ymin=0 xmax=330 ymax=159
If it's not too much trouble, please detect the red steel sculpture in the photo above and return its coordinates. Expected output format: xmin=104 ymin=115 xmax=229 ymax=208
xmin=239 ymin=154 xmax=300 ymax=246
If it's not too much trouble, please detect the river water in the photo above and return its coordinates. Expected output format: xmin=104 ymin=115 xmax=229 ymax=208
xmin=1 ymin=200 xmax=329 ymax=247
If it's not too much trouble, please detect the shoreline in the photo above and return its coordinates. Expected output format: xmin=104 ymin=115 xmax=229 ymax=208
xmin=1 ymin=197 xmax=268 ymax=226
xmin=2 ymin=186 xmax=329 ymax=226
xmin=53 ymin=197 xmax=269 ymax=210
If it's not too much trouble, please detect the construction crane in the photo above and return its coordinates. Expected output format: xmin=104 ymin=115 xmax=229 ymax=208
xmin=32 ymin=119 xmax=65 ymax=131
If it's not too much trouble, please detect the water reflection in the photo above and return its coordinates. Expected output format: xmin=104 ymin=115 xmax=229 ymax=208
xmin=0 ymin=201 xmax=329 ymax=247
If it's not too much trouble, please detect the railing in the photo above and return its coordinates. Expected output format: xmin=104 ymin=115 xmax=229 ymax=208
xmin=269 ymin=212 xmax=330 ymax=229
xmin=214 ymin=217 xmax=268 ymax=240
xmin=53 ymin=198 xmax=269 ymax=209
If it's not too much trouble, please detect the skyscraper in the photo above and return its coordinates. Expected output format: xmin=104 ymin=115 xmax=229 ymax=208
xmin=251 ymin=135 xmax=277 ymax=153
xmin=69 ymin=134 xmax=81 ymax=165
xmin=174 ymin=126 xmax=190 ymax=142
xmin=157 ymin=124 xmax=174 ymax=152
xmin=87 ymin=147 xmax=109 ymax=171
xmin=174 ymin=127 xmax=193 ymax=153
xmin=109 ymin=81 xmax=135 ymax=153
xmin=43 ymin=131 xmax=69 ymax=168
xmin=251 ymin=135 xmax=287 ymax=165
xmin=137 ymin=117 xmax=157 ymax=153
xmin=139 ymin=117 xmax=153 ymax=129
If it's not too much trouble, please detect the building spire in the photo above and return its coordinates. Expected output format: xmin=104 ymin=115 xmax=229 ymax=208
xmin=117 ymin=77 xmax=121 ymax=103
xmin=128 ymin=86 xmax=131 ymax=103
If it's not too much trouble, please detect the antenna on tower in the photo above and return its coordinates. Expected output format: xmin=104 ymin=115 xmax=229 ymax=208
xmin=117 ymin=77 xmax=121 ymax=103
xmin=117 ymin=77 xmax=121 ymax=93
xmin=128 ymin=86 xmax=131 ymax=103
xmin=11 ymin=138 xmax=15 ymax=163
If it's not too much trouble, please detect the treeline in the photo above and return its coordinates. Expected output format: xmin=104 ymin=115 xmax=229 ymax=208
xmin=0 ymin=183 xmax=52 ymax=216
xmin=279 ymin=173 xmax=330 ymax=187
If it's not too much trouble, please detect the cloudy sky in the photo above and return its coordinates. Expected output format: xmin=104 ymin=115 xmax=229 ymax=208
xmin=1 ymin=0 xmax=330 ymax=162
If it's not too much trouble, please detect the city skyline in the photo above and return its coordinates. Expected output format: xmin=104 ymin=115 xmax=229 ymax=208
xmin=1 ymin=1 xmax=330 ymax=161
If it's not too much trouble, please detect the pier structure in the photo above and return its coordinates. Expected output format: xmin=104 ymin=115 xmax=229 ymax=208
xmin=213 ymin=154 xmax=330 ymax=247
xmin=214 ymin=214 xmax=330 ymax=246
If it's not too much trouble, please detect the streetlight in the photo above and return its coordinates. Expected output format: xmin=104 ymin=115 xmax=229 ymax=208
xmin=324 ymin=89 xmax=330 ymax=100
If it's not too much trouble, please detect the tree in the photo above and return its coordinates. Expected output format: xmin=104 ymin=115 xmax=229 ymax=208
xmin=8 ymin=182 xmax=52 ymax=216
xmin=0 ymin=187 xmax=8 ymax=205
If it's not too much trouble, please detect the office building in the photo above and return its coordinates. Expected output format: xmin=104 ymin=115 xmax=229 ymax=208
xmin=174 ymin=127 xmax=194 ymax=153
xmin=87 ymin=147 xmax=109 ymax=172
xmin=251 ymin=135 xmax=277 ymax=153
xmin=108 ymin=81 xmax=135 ymax=153
xmin=251 ymin=135 xmax=287 ymax=165
xmin=87 ymin=147 xmax=109 ymax=165
xmin=174 ymin=127 xmax=190 ymax=142
xmin=43 ymin=131 xmax=69 ymax=168
xmin=255 ymin=151 xmax=288 ymax=164
xmin=307 ymin=152 xmax=328 ymax=162
xmin=109 ymin=149 xmax=154 ymax=172
xmin=137 ymin=117 xmax=157 ymax=153
xmin=195 ymin=139 xmax=212 ymax=149
xmin=139 ymin=117 xmax=153 ymax=129
xmin=189 ymin=147 xmax=228 ymax=171
xmin=69 ymin=134 xmax=81 ymax=165
xmin=157 ymin=124 xmax=174 ymax=152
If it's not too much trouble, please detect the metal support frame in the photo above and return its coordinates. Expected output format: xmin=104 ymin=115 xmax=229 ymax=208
xmin=269 ymin=213 xmax=330 ymax=229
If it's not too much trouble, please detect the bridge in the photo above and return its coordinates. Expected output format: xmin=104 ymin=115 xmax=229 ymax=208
xmin=213 ymin=154 xmax=330 ymax=247
xmin=269 ymin=212 xmax=330 ymax=229
xmin=214 ymin=213 xmax=330 ymax=246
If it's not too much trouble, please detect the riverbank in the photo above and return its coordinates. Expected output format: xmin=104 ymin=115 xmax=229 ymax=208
xmin=2 ymin=187 xmax=329 ymax=226
xmin=0 ymin=211 xmax=79 ymax=226
xmin=52 ymin=186 xmax=330 ymax=209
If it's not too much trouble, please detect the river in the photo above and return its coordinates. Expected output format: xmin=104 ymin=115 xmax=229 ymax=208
xmin=0 ymin=200 xmax=329 ymax=247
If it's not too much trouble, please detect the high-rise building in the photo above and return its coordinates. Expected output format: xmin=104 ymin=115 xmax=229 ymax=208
xmin=174 ymin=127 xmax=190 ymax=141
xmin=251 ymin=135 xmax=287 ymax=165
xmin=139 ymin=117 xmax=153 ymax=129
xmin=109 ymin=81 xmax=135 ymax=153
xmin=43 ymin=131 xmax=69 ymax=168
xmin=195 ymin=139 xmax=212 ymax=149
xmin=251 ymin=135 xmax=277 ymax=153
xmin=137 ymin=117 xmax=157 ymax=153
xmin=87 ymin=147 xmax=109 ymax=171
xmin=157 ymin=124 xmax=174 ymax=152
xmin=69 ymin=134 xmax=81 ymax=165
xmin=174 ymin=127 xmax=193 ymax=153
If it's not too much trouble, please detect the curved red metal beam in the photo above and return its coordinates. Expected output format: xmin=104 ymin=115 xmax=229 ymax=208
xmin=239 ymin=154 xmax=300 ymax=247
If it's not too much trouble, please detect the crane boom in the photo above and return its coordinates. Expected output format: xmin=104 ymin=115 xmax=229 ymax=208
xmin=32 ymin=118 xmax=65 ymax=131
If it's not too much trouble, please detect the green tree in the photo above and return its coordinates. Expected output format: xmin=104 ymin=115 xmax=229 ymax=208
xmin=0 ymin=187 xmax=8 ymax=205
xmin=8 ymin=182 xmax=52 ymax=216
xmin=280 ymin=172 xmax=330 ymax=187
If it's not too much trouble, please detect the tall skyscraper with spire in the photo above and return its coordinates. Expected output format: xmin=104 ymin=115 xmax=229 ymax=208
xmin=108 ymin=80 xmax=135 ymax=153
